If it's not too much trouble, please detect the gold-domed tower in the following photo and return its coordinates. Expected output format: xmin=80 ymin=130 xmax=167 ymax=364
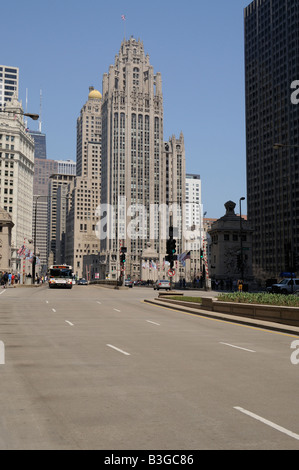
xmin=88 ymin=86 xmax=102 ymax=100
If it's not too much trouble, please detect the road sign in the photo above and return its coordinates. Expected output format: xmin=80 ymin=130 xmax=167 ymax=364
xmin=168 ymin=269 xmax=175 ymax=277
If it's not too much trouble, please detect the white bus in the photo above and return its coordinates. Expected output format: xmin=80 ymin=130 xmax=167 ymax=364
xmin=48 ymin=265 xmax=73 ymax=289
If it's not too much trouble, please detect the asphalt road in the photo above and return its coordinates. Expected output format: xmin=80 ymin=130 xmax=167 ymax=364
xmin=0 ymin=284 xmax=299 ymax=450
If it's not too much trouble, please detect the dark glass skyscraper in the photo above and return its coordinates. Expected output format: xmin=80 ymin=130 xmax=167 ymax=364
xmin=244 ymin=0 xmax=299 ymax=278
xmin=28 ymin=130 xmax=47 ymax=159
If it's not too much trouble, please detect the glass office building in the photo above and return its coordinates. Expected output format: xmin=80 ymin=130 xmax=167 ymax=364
xmin=245 ymin=0 xmax=299 ymax=278
xmin=28 ymin=130 xmax=47 ymax=159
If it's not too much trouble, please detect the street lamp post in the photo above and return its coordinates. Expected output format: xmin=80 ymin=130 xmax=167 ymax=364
xmin=273 ymin=143 xmax=299 ymax=150
xmin=0 ymin=108 xmax=39 ymax=121
xmin=239 ymin=197 xmax=246 ymax=282
xmin=32 ymin=195 xmax=45 ymax=284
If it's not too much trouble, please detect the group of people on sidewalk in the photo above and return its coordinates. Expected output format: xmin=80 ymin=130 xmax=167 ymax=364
xmin=0 ymin=272 xmax=20 ymax=288
xmin=0 ymin=271 xmax=48 ymax=288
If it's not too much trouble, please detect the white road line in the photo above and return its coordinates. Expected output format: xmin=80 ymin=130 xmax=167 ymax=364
xmin=107 ymin=344 xmax=130 ymax=356
xmin=52 ymin=309 xmax=56 ymax=313
xmin=65 ymin=320 xmax=74 ymax=326
xmin=146 ymin=320 xmax=160 ymax=326
xmin=46 ymin=300 xmax=49 ymax=304
xmin=220 ymin=342 xmax=256 ymax=353
xmin=97 ymin=301 xmax=102 ymax=305
xmin=113 ymin=308 xmax=121 ymax=312
xmin=0 ymin=290 xmax=6 ymax=295
xmin=234 ymin=407 xmax=299 ymax=441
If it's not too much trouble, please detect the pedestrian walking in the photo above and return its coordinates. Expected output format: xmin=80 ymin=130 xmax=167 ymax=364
xmin=2 ymin=272 xmax=8 ymax=289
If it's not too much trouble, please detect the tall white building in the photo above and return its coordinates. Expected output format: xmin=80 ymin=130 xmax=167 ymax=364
xmin=185 ymin=173 xmax=203 ymax=281
xmin=0 ymin=95 xmax=35 ymax=272
xmin=0 ymin=66 xmax=19 ymax=109
xmin=57 ymin=159 xmax=76 ymax=176
xmin=185 ymin=174 xmax=202 ymax=230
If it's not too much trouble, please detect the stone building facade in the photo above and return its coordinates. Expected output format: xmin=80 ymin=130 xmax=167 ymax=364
xmin=47 ymin=173 xmax=75 ymax=265
xmin=65 ymin=87 xmax=102 ymax=278
xmin=208 ymin=201 xmax=253 ymax=285
xmin=0 ymin=207 xmax=14 ymax=272
xmin=99 ymin=37 xmax=186 ymax=281
xmin=0 ymin=95 xmax=35 ymax=272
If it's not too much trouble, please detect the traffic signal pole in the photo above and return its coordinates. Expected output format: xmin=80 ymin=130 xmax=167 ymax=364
xmin=166 ymin=224 xmax=177 ymax=290
xmin=120 ymin=246 xmax=127 ymax=287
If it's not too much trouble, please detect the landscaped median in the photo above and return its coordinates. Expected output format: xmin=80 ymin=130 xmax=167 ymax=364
xmin=153 ymin=292 xmax=299 ymax=329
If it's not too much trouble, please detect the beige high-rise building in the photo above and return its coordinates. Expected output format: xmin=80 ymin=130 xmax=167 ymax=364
xmin=65 ymin=87 xmax=102 ymax=278
xmin=33 ymin=158 xmax=58 ymax=271
xmin=0 ymin=95 xmax=34 ymax=272
xmin=48 ymin=173 xmax=75 ymax=265
xmin=99 ymin=37 xmax=186 ymax=281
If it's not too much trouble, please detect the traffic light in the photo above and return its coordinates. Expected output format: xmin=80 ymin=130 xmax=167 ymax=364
xmin=170 ymin=238 xmax=177 ymax=255
xmin=120 ymin=246 xmax=127 ymax=265
xmin=166 ymin=232 xmax=177 ymax=269
xmin=200 ymin=249 xmax=204 ymax=259
xmin=166 ymin=238 xmax=176 ymax=257
xmin=170 ymin=238 xmax=176 ymax=269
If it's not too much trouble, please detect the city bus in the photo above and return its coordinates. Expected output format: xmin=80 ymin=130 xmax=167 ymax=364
xmin=48 ymin=265 xmax=73 ymax=289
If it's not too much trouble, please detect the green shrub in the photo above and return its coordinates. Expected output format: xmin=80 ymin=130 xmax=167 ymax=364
xmin=166 ymin=293 xmax=299 ymax=307
xmin=217 ymin=292 xmax=299 ymax=307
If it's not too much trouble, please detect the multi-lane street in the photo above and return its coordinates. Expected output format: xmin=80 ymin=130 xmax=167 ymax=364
xmin=0 ymin=284 xmax=299 ymax=450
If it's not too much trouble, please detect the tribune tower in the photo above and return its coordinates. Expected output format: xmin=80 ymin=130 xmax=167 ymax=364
xmin=100 ymin=37 xmax=186 ymax=280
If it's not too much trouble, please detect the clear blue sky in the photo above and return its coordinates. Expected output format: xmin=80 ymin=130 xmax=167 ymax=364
xmin=2 ymin=0 xmax=251 ymax=219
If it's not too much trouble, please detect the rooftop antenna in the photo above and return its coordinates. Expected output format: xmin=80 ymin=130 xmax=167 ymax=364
xmin=38 ymin=89 xmax=42 ymax=132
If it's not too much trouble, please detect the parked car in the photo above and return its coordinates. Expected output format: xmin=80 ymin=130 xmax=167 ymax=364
xmin=77 ymin=278 xmax=88 ymax=285
xmin=125 ymin=279 xmax=133 ymax=288
xmin=271 ymin=278 xmax=299 ymax=295
xmin=153 ymin=280 xmax=171 ymax=291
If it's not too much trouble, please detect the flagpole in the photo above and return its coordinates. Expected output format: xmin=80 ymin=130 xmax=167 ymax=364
xmin=121 ymin=14 xmax=126 ymax=39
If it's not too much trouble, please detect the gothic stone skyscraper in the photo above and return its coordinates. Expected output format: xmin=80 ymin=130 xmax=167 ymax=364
xmin=245 ymin=0 xmax=299 ymax=278
xmin=100 ymin=37 xmax=186 ymax=280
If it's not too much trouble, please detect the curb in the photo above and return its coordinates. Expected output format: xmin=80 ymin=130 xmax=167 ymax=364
xmin=144 ymin=299 xmax=299 ymax=337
